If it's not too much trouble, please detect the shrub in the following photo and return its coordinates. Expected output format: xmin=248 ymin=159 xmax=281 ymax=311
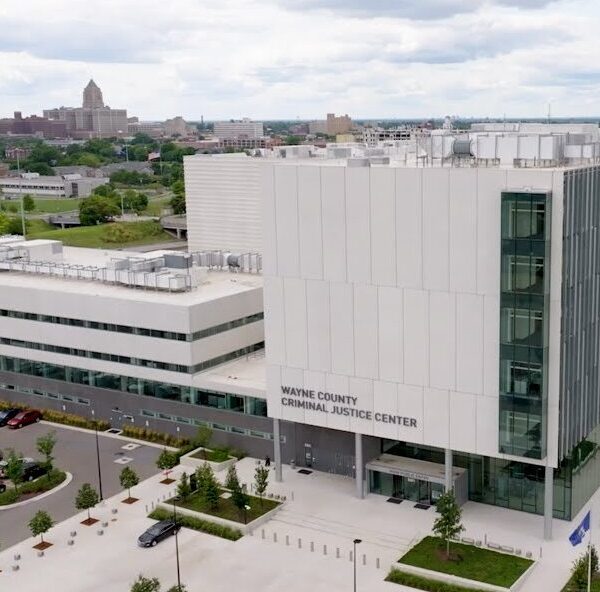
xmin=121 ymin=425 xmax=189 ymax=448
xmin=386 ymin=569 xmax=490 ymax=592
xmin=148 ymin=507 xmax=242 ymax=541
xmin=0 ymin=401 xmax=110 ymax=432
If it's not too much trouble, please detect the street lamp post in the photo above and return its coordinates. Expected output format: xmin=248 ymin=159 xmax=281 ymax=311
xmin=172 ymin=496 xmax=181 ymax=589
xmin=15 ymin=151 xmax=26 ymax=239
xmin=353 ymin=538 xmax=362 ymax=592
xmin=91 ymin=409 xmax=104 ymax=500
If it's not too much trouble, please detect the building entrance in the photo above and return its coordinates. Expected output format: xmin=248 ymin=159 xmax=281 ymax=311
xmin=366 ymin=454 xmax=468 ymax=506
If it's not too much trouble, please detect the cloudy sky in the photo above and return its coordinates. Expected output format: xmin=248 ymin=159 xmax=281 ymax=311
xmin=0 ymin=0 xmax=598 ymax=120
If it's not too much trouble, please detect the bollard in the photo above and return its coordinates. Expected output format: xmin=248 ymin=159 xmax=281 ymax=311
xmin=540 ymin=546 xmax=543 ymax=559
xmin=298 ymin=538 xmax=302 ymax=549
xmin=323 ymin=544 xmax=327 ymax=556
xmin=349 ymin=551 xmax=353 ymax=562
xmin=261 ymin=529 xmax=265 ymax=540
xmin=68 ymin=539 xmax=75 ymax=546
xmin=12 ymin=564 xmax=20 ymax=571
xmin=102 ymin=521 xmax=109 ymax=528
xmin=362 ymin=553 xmax=366 ymax=566
xmin=376 ymin=558 xmax=380 ymax=569
xmin=97 ymin=529 xmax=104 ymax=536
xmin=273 ymin=532 xmax=278 ymax=543
xmin=484 ymin=533 xmax=487 ymax=545
xmin=291 ymin=491 xmax=295 ymax=501
xmin=13 ymin=553 xmax=21 ymax=561
xmin=70 ymin=531 xmax=77 ymax=537
xmin=145 ymin=505 xmax=148 ymax=513
xmin=286 ymin=535 xmax=290 ymax=546
xmin=111 ymin=508 xmax=118 ymax=515
xmin=37 ymin=551 xmax=44 ymax=557
xmin=310 ymin=541 xmax=314 ymax=552
xmin=336 ymin=547 xmax=340 ymax=559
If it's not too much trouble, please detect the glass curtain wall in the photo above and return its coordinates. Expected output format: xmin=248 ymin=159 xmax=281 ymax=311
xmin=499 ymin=191 xmax=551 ymax=459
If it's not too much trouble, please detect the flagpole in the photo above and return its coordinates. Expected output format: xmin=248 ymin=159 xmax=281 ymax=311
xmin=589 ymin=509 xmax=593 ymax=592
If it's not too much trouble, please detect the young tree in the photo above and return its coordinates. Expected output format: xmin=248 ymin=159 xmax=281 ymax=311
xmin=130 ymin=575 xmax=161 ymax=592
xmin=29 ymin=510 xmax=53 ymax=544
xmin=225 ymin=465 xmax=240 ymax=491
xmin=195 ymin=426 xmax=213 ymax=459
xmin=254 ymin=464 xmax=269 ymax=507
xmin=22 ymin=194 xmax=35 ymax=212
xmin=176 ymin=472 xmax=191 ymax=502
xmin=36 ymin=431 xmax=57 ymax=470
xmin=432 ymin=490 xmax=465 ymax=559
xmin=194 ymin=462 xmax=213 ymax=496
xmin=165 ymin=584 xmax=188 ymax=592
xmin=156 ymin=449 xmax=178 ymax=473
xmin=231 ymin=482 xmax=250 ymax=523
xmin=204 ymin=476 xmax=220 ymax=511
xmin=120 ymin=466 xmax=140 ymax=499
xmin=4 ymin=450 xmax=24 ymax=492
xmin=75 ymin=483 xmax=100 ymax=521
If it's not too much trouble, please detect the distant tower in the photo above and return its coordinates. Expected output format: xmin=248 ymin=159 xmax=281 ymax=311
xmin=83 ymin=79 xmax=104 ymax=109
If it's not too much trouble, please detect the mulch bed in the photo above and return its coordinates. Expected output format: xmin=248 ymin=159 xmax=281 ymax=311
xmin=160 ymin=478 xmax=175 ymax=484
xmin=33 ymin=541 xmax=53 ymax=551
xmin=122 ymin=497 xmax=139 ymax=505
xmin=81 ymin=517 xmax=99 ymax=526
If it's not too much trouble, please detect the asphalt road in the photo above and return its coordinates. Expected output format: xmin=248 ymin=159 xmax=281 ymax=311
xmin=0 ymin=422 xmax=161 ymax=548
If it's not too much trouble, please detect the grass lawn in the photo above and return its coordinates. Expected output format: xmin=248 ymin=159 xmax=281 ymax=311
xmin=27 ymin=220 xmax=178 ymax=248
xmin=399 ymin=536 xmax=532 ymax=588
xmin=32 ymin=198 xmax=84 ymax=213
xmin=171 ymin=489 xmax=279 ymax=524
xmin=190 ymin=448 xmax=231 ymax=463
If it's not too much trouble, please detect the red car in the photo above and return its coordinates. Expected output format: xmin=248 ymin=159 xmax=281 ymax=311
xmin=7 ymin=410 xmax=42 ymax=429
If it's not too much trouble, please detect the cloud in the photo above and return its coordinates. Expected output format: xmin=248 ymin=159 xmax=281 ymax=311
xmin=0 ymin=0 xmax=597 ymax=119
xmin=277 ymin=0 xmax=481 ymax=19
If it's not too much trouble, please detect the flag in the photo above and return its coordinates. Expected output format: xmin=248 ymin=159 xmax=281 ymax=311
xmin=147 ymin=150 xmax=161 ymax=161
xmin=569 ymin=511 xmax=591 ymax=546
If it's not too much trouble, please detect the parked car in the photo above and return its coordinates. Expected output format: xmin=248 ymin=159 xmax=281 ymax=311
xmin=6 ymin=409 xmax=42 ymax=429
xmin=0 ymin=408 xmax=21 ymax=427
xmin=22 ymin=461 xmax=48 ymax=482
xmin=0 ymin=457 xmax=35 ymax=479
xmin=137 ymin=520 xmax=180 ymax=547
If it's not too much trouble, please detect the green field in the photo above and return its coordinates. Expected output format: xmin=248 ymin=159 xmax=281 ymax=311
xmin=27 ymin=220 xmax=178 ymax=249
xmin=398 ymin=537 xmax=532 ymax=588
xmin=32 ymin=198 xmax=84 ymax=213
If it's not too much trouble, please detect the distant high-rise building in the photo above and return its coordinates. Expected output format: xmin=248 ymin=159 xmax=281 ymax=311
xmin=44 ymin=80 xmax=127 ymax=139
xmin=82 ymin=79 xmax=104 ymax=109
xmin=213 ymin=118 xmax=264 ymax=140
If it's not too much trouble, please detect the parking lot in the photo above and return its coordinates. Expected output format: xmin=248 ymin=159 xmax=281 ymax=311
xmin=0 ymin=421 xmax=161 ymax=547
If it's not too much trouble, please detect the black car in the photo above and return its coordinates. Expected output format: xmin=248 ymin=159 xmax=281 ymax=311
xmin=0 ymin=408 xmax=21 ymax=427
xmin=137 ymin=520 xmax=180 ymax=547
xmin=22 ymin=461 xmax=48 ymax=482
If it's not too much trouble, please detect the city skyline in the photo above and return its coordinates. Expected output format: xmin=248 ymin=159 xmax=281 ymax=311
xmin=1 ymin=0 xmax=599 ymax=121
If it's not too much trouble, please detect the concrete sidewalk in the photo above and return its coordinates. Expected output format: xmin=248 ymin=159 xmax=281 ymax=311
xmin=0 ymin=456 xmax=590 ymax=591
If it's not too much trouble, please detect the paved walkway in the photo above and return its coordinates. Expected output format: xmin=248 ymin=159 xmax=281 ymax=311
xmin=0 ymin=455 xmax=595 ymax=591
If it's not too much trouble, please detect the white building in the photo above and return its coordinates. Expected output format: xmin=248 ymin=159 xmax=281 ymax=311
xmin=213 ymin=119 xmax=264 ymax=140
xmin=0 ymin=173 xmax=108 ymax=198
xmin=182 ymin=124 xmax=600 ymax=538
xmin=0 ymin=238 xmax=272 ymax=455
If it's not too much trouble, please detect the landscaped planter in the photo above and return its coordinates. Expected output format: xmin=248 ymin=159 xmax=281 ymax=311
xmin=394 ymin=537 xmax=537 ymax=592
xmin=157 ymin=498 xmax=282 ymax=535
xmin=180 ymin=447 xmax=237 ymax=473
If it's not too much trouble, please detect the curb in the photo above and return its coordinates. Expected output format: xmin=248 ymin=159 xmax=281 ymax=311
xmin=39 ymin=421 xmax=178 ymax=451
xmin=0 ymin=471 xmax=74 ymax=511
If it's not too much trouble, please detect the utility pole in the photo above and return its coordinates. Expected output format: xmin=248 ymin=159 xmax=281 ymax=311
xmin=15 ymin=151 xmax=26 ymax=239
